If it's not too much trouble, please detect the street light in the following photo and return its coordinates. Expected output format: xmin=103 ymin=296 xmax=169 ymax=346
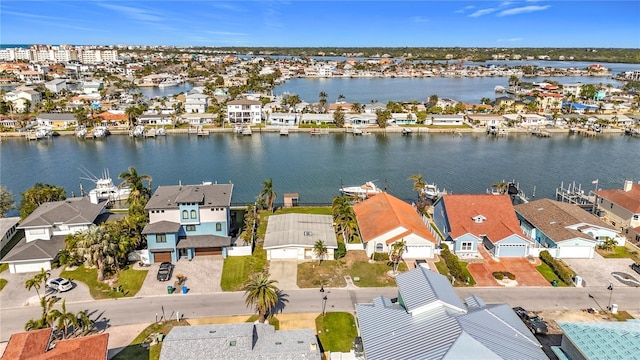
xmin=607 ymin=283 xmax=614 ymax=310
xmin=322 ymin=295 xmax=328 ymax=316
xmin=320 ymin=285 xmax=324 ymax=293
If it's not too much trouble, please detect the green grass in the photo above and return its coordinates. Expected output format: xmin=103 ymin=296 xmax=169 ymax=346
xmin=111 ymin=320 xmax=189 ymax=360
xmin=348 ymin=261 xmax=407 ymax=287
xmin=61 ymin=265 xmax=148 ymax=300
xmin=315 ymin=312 xmax=358 ymax=352
xmin=536 ymin=262 xmax=568 ymax=287
xmin=246 ymin=315 xmax=280 ymax=329
xmin=597 ymin=246 xmax=640 ymax=262
xmin=433 ymin=260 xmax=475 ymax=287
xmin=610 ymin=311 xmax=634 ymax=321
xmin=434 ymin=260 xmax=449 ymax=276
xmin=0 ymin=278 xmax=7 ymax=292
xmin=220 ymin=246 xmax=267 ymax=291
xmin=298 ymin=260 xmax=348 ymax=288
xmin=0 ymin=263 xmax=8 ymax=273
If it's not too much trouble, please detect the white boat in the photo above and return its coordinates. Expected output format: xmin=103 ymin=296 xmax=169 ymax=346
xmin=35 ymin=126 xmax=52 ymax=139
xmin=494 ymin=85 xmax=507 ymax=93
xmin=158 ymin=80 xmax=179 ymax=88
xmin=340 ymin=181 xmax=383 ymax=198
xmin=156 ymin=127 xmax=167 ymax=136
xmin=81 ymin=168 xmax=131 ymax=202
xmin=421 ymin=184 xmax=446 ymax=200
xmin=279 ymin=127 xmax=289 ymax=136
xmin=132 ymin=125 xmax=145 ymax=137
xmin=402 ymin=128 xmax=412 ymax=135
xmin=233 ymin=124 xmax=244 ymax=134
xmin=93 ymin=126 xmax=108 ymax=138
xmin=75 ymin=126 xmax=87 ymax=138
xmin=352 ymin=128 xmax=363 ymax=136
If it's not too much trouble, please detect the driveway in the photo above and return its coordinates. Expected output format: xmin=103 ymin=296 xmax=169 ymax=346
xmin=136 ymin=256 xmax=223 ymax=296
xmin=467 ymin=247 xmax=550 ymax=287
xmin=563 ymin=252 xmax=636 ymax=288
xmin=269 ymin=260 xmax=299 ymax=290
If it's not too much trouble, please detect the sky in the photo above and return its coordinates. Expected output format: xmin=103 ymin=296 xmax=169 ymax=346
xmin=1 ymin=1 xmax=639 ymax=48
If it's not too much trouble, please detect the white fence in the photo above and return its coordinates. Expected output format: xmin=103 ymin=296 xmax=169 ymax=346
xmin=227 ymin=245 xmax=252 ymax=257
xmin=529 ymin=247 xmax=557 ymax=258
xmin=346 ymin=242 xmax=364 ymax=251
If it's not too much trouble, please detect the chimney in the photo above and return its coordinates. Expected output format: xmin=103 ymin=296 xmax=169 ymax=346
xmin=623 ymin=180 xmax=633 ymax=192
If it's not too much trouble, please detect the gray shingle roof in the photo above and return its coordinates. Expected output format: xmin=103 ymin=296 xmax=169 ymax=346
xmin=263 ymin=214 xmax=338 ymax=249
xmin=176 ymin=235 xmax=230 ymax=248
xmin=142 ymin=221 xmax=181 ymax=234
xmin=395 ymin=268 xmax=465 ymax=313
xmin=18 ymin=197 xmax=107 ymax=229
xmin=159 ymin=323 xmax=321 ymax=360
xmin=2 ymin=235 xmax=65 ymax=262
xmin=146 ymin=184 xmax=233 ymax=210
xmin=37 ymin=113 xmax=76 ymax=120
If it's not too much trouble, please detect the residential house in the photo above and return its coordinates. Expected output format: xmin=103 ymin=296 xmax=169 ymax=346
xmin=81 ymin=80 xmax=103 ymax=94
xmin=433 ymin=194 xmax=532 ymax=258
xmin=467 ymin=114 xmax=504 ymax=127
xmin=19 ymin=70 xmax=43 ymax=84
xmin=263 ymin=214 xmax=337 ymax=261
xmin=346 ymin=113 xmax=378 ymax=127
xmin=536 ymin=93 xmax=564 ymax=112
xmin=91 ymin=110 xmax=128 ymax=127
xmin=184 ymin=93 xmax=209 ymax=113
xmin=0 ymin=217 xmax=20 ymax=252
xmin=390 ymin=113 xmax=417 ymax=125
xmin=353 ymin=192 xmax=437 ymax=259
xmin=268 ymin=112 xmax=299 ymax=127
xmin=44 ymin=79 xmax=67 ymax=93
xmin=180 ymin=113 xmax=216 ymax=126
xmin=0 ymin=328 xmax=109 ymax=360
xmin=356 ymin=268 xmax=548 ymax=360
xmin=159 ymin=323 xmax=321 ymax=360
xmin=515 ymin=199 xmax=623 ymax=259
xmin=142 ymin=183 xmax=233 ymax=263
xmin=551 ymin=320 xmax=640 ymax=360
xmin=593 ymin=180 xmax=640 ymax=244
xmin=428 ymin=114 xmax=465 ymax=126
xmin=36 ymin=113 xmax=78 ymax=129
xmin=299 ymin=113 xmax=334 ymax=126
xmin=1 ymin=197 xmax=108 ymax=273
xmin=503 ymin=113 xmax=546 ymax=127
xmin=4 ymin=89 xmax=42 ymax=112
xmin=226 ymin=98 xmax=262 ymax=124
xmin=137 ymin=113 xmax=172 ymax=126
xmin=0 ymin=118 xmax=17 ymax=129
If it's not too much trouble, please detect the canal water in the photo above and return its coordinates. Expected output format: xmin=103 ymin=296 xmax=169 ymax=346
xmin=1 ymin=133 xmax=638 ymax=208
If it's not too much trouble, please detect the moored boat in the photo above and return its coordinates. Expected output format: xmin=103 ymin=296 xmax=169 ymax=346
xmin=402 ymin=128 xmax=412 ymax=135
xmin=340 ymin=181 xmax=383 ymax=198
xmin=81 ymin=168 xmax=131 ymax=202
xmin=279 ymin=127 xmax=289 ymax=136
xmin=421 ymin=183 xmax=444 ymax=200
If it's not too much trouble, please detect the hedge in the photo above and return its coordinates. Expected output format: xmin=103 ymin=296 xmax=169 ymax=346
xmin=540 ymin=250 xmax=575 ymax=285
xmin=492 ymin=271 xmax=516 ymax=280
xmin=441 ymin=246 xmax=466 ymax=282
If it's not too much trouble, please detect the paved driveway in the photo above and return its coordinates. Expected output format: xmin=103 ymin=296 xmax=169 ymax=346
xmin=563 ymin=252 xmax=636 ymax=288
xmin=269 ymin=261 xmax=299 ymax=290
xmin=467 ymin=247 xmax=550 ymax=287
xmin=136 ymin=256 xmax=223 ymax=296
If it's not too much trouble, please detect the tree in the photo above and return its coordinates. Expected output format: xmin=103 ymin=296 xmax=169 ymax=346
xmin=20 ymin=183 xmax=66 ymax=219
xmin=351 ymin=102 xmax=362 ymax=114
xmin=599 ymin=237 xmax=618 ymax=252
xmin=25 ymin=296 xmax=60 ymax=331
xmin=50 ymin=299 xmax=78 ymax=339
xmin=258 ymin=178 xmax=277 ymax=212
xmin=243 ymin=273 xmax=279 ymax=323
xmin=0 ymin=185 xmax=14 ymax=217
xmin=25 ymin=269 xmax=50 ymax=300
xmin=313 ymin=240 xmax=328 ymax=265
xmin=492 ymin=180 xmax=508 ymax=194
xmin=428 ymin=94 xmax=439 ymax=106
xmin=408 ymin=174 xmax=426 ymax=202
xmin=332 ymin=196 xmax=358 ymax=243
xmin=580 ymin=84 xmax=597 ymax=100
xmin=124 ymin=106 xmax=142 ymax=129
xmin=333 ymin=106 xmax=345 ymax=127
xmin=119 ymin=166 xmax=153 ymax=206
xmin=337 ymin=94 xmax=346 ymax=103
xmin=376 ymin=109 xmax=391 ymax=128
xmin=74 ymin=107 xmax=89 ymax=127
xmin=318 ymin=91 xmax=327 ymax=112
xmin=389 ymin=239 xmax=407 ymax=274
xmin=75 ymin=225 xmax=118 ymax=281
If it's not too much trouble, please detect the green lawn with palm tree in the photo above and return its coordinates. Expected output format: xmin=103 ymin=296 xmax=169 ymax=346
xmin=61 ymin=265 xmax=148 ymax=299
xmin=243 ymin=272 xmax=280 ymax=323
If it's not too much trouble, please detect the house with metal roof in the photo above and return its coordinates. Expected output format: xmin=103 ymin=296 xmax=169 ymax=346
xmin=552 ymin=320 xmax=640 ymax=360
xmin=353 ymin=192 xmax=437 ymax=259
xmin=159 ymin=323 xmax=321 ymax=360
xmin=515 ymin=199 xmax=623 ymax=259
xmin=356 ymin=268 xmax=548 ymax=360
xmin=1 ymin=197 xmax=108 ymax=273
xmin=432 ymin=194 xmax=532 ymax=258
xmin=142 ymin=183 xmax=233 ymax=263
xmin=263 ymin=214 xmax=337 ymax=261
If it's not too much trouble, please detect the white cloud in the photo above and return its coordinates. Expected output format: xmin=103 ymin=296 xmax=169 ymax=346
xmin=498 ymin=5 xmax=550 ymax=16
xmin=411 ymin=16 xmax=429 ymax=23
xmin=98 ymin=3 xmax=163 ymax=22
xmin=204 ymin=31 xmax=247 ymax=37
xmin=469 ymin=8 xmax=497 ymax=17
xmin=498 ymin=37 xmax=524 ymax=42
xmin=454 ymin=5 xmax=475 ymax=14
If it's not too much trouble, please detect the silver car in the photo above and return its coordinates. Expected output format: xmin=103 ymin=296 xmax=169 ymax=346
xmin=46 ymin=277 xmax=73 ymax=292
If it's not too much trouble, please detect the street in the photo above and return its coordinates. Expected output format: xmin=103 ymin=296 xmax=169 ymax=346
xmin=1 ymin=286 xmax=639 ymax=342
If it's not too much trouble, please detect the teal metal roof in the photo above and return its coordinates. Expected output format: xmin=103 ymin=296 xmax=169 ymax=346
xmin=557 ymin=320 xmax=640 ymax=360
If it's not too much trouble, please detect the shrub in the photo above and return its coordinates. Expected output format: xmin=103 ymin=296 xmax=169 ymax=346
xmin=493 ymin=272 xmax=504 ymax=280
xmin=334 ymin=241 xmax=346 ymax=260
xmin=373 ymin=253 xmax=389 ymax=261
xmin=441 ymin=246 xmax=466 ymax=283
xmin=506 ymin=272 xmax=516 ymax=280
xmin=540 ymin=250 xmax=575 ymax=285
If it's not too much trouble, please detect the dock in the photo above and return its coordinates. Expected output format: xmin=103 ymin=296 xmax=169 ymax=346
xmin=555 ymin=181 xmax=595 ymax=211
xmin=144 ymin=128 xmax=156 ymax=138
xmin=530 ymin=128 xmax=552 ymax=137
xmin=575 ymin=129 xmax=598 ymax=137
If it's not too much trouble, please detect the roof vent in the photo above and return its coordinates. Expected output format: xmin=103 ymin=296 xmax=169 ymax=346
xmin=472 ymin=215 xmax=486 ymax=223
xmin=297 ymin=340 xmax=304 ymax=344
xmin=275 ymin=342 xmax=282 ymax=345
xmin=229 ymin=340 xmax=236 ymax=346
xmin=210 ymin=330 xmax=216 ymax=334
xmin=304 ymin=231 xmax=313 ymax=236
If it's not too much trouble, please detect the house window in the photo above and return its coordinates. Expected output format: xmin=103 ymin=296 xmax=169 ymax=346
xmin=186 ymin=225 xmax=196 ymax=232
xmin=375 ymin=243 xmax=383 ymax=252
xmin=182 ymin=210 xmax=188 ymax=219
xmin=190 ymin=210 xmax=197 ymax=219
xmin=157 ymin=234 xmax=167 ymax=243
xmin=461 ymin=242 xmax=473 ymax=251
xmin=216 ymin=222 xmax=222 ymax=232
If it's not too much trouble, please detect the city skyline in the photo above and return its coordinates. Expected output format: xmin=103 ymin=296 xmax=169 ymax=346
xmin=1 ymin=1 xmax=639 ymax=48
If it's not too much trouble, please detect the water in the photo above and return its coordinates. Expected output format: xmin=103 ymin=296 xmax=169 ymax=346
xmin=1 ymin=133 xmax=638 ymax=209
xmin=134 ymin=82 xmax=194 ymax=99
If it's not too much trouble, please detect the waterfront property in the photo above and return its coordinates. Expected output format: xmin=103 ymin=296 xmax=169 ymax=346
xmin=142 ymin=183 xmax=233 ymax=263
xmin=593 ymin=180 xmax=640 ymax=245
xmin=263 ymin=213 xmax=337 ymax=261
xmin=515 ymin=199 xmax=623 ymax=259
xmin=36 ymin=112 xmax=77 ymax=129
xmin=353 ymin=193 xmax=436 ymax=259
xmin=1 ymin=197 xmax=107 ymax=273
xmin=226 ymin=98 xmax=262 ymax=124
xmin=433 ymin=194 xmax=533 ymax=258
xmin=355 ymin=268 xmax=548 ymax=360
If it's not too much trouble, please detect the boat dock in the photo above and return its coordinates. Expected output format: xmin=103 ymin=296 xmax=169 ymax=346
xmin=575 ymin=129 xmax=598 ymax=137
xmin=555 ymin=181 xmax=595 ymax=210
xmin=530 ymin=128 xmax=552 ymax=137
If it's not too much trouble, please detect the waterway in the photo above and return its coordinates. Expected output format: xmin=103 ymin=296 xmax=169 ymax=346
xmin=1 ymin=133 xmax=638 ymax=209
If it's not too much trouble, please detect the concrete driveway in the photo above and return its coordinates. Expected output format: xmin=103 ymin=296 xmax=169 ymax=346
xmin=467 ymin=246 xmax=550 ymax=287
xmin=135 ymin=256 xmax=223 ymax=296
xmin=563 ymin=252 xmax=636 ymax=288
xmin=269 ymin=260 xmax=299 ymax=290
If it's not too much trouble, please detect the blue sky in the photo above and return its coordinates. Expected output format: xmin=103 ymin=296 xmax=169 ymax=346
xmin=1 ymin=1 xmax=639 ymax=48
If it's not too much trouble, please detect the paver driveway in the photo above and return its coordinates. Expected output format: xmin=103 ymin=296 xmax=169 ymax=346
xmin=136 ymin=256 xmax=223 ymax=296
xmin=467 ymin=246 xmax=550 ymax=287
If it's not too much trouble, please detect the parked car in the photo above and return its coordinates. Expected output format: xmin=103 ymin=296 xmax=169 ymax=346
xmin=157 ymin=262 xmax=174 ymax=281
xmin=415 ymin=259 xmax=430 ymax=270
xmin=46 ymin=277 xmax=73 ymax=292
xmin=631 ymin=263 xmax=640 ymax=275
xmin=513 ymin=306 xmax=548 ymax=335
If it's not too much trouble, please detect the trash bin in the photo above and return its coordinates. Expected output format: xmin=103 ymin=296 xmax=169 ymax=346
xmin=167 ymin=286 xmax=174 ymax=294
xmin=181 ymin=285 xmax=188 ymax=294
xmin=551 ymin=280 xmax=558 ymax=287
xmin=611 ymin=304 xmax=618 ymax=314
xmin=157 ymin=333 xmax=164 ymax=342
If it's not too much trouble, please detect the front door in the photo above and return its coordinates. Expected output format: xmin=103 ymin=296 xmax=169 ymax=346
xmin=178 ymin=248 xmax=188 ymax=258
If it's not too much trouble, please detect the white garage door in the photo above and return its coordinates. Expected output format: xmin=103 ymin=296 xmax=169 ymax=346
xmin=558 ymin=246 xmax=593 ymax=259
xmin=11 ymin=261 xmax=51 ymax=274
xmin=269 ymin=248 xmax=298 ymax=260
xmin=406 ymin=246 xmax=433 ymax=259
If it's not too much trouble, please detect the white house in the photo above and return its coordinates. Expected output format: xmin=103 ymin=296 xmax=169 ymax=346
xmin=227 ymin=98 xmax=262 ymax=124
xmin=428 ymin=114 xmax=464 ymax=126
xmin=263 ymin=214 xmax=338 ymax=261
xmin=268 ymin=112 xmax=299 ymax=127
xmin=44 ymin=79 xmax=67 ymax=93
xmin=36 ymin=113 xmax=78 ymax=129
xmin=184 ymin=93 xmax=209 ymax=113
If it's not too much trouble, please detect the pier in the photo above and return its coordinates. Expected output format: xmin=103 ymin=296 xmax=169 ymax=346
xmin=530 ymin=128 xmax=552 ymax=137
xmin=555 ymin=181 xmax=596 ymax=211
xmin=575 ymin=129 xmax=598 ymax=137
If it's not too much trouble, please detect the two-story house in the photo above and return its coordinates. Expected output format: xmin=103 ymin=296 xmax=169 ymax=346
xmin=1 ymin=197 xmax=107 ymax=273
xmin=184 ymin=93 xmax=209 ymax=113
xmin=593 ymin=180 xmax=640 ymax=244
xmin=226 ymin=99 xmax=262 ymax=125
xmin=143 ymin=183 xmax=233 ymax=263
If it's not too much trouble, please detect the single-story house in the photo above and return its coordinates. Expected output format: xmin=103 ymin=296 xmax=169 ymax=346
xmin=159 ymin=323 xmax=321 ymax=360
xmin=428 ymin=114 xmax=464 ymax=126
xmin=36 ymin=113 xmax=78 ymax=129
xmin=353 ymin=192 xmax=437 ymax=259
xmin=268 ymin=112 xmax=299 ymax=127
xmin=263 ymin=214 xmax=337 ymax=261
xmin=433 ymin=194 xmax=533 ymax=258
xmin=356 ymin=268 xmax=548 ymax=360
xmin=515 ymin=199 xmax=623 ymax=259
xmin=551 ymin=320 xmax=640 ymax=360
xmin=138 ymin=113 xmax=172 ymax=125
xmin=1 ymin=328 xmax=109 ymax=360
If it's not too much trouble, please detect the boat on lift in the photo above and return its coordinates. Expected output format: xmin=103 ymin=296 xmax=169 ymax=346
xmin=80 ymin=168 xmax=131 ymax=202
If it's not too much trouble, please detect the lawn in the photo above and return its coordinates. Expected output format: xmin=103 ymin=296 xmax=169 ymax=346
xmin=111 ymin=320 xmax=189 ymax=360
xmin=0 ymin=263 xmax=7 ymax=273
xmin=315 ymin=312 xmax=358 ymax=352
xmin=348 ymin=261 xmax=407 ymax=287
xmin=0 ymin=278 xmax=7 ymax=292
xmin=597 ymin=246 xmax=640 ymax=262
xmin=298 ymin=260 xmax=348 ymax=288
xmin=61 ymin=265 xmax=148 ymax=300
xmin=220 ymin=246 xmax=267 ymax=291
xmin=433 ymin=260 xmax=476 ymax=287
xmin=536 ymin=262 xmax=568 ymax=287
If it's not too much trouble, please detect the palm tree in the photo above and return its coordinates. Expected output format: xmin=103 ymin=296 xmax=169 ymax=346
xmin=76 ymin=310 xmax=95 ymax=337
xmin=259 ymin=178 xmax=277 ymax=212
xmin=24 ymin=268 xmax=50 ymax=299
xmin=408 ymin=174 xmax=426 ymax=202
xmin=50 ymin=299 xmax=78 ymax=339
xmin=313 ymin=240 xmax=328 ymax=265
xmin=332 ymin=196 xmax=358 ymax=243
xmin=351 ymin=102 xmax=362 ymax=114
xmin=319 ymin=91 xmax=327 ymax=112
xmin=390 ymin=239 xmax=407 ymax=274
xmin=243 ymin=273 xmax=280 ymax=323
xmin=75 ymin=225 xmax=118 ymax=282
xmin=119 ymin=166 xmax=153 ymax=205
xmin=492 ymin=180 xmax=508 ymax=194
xmin=124 ymin=106 xmax=141 ymax=129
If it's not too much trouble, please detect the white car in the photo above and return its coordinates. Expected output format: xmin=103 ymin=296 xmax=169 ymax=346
xmin=415 ymin=260 xmax=430 ymax=270
xmin=46 ymin=277 xmax=73 ymax=292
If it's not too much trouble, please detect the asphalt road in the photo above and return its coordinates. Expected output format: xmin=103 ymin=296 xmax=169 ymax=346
xmin=1 ymin=286 xmax=639 ymax=342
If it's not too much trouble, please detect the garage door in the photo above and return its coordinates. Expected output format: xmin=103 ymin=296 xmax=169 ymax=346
xmin=11 ymin=261 xmax=51 ymax=274
xmin=406 ymin=246 xmax=433 ymax=259
xmin=558 ymin=246 xmax=593 ymax=259
xmin=195 ymin=247 xmax=222 ymax=256
xmin=496 ymin=244 xmax=527 ymax=257
xmin=269 ymin=248 xmax=297 ymax=260
xmin=153 ymin=251 xmax=173 ymax=263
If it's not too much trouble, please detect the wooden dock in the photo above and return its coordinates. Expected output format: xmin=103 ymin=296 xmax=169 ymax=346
xmin=555 ymin=181 xmax=595 ymax=211
xmin=576 ymin=129 xmax=598 ymax=137
xmin=531 ymin=129 xmax=551 ymax=137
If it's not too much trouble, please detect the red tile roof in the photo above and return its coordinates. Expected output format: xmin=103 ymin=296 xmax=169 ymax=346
xmin=595 ymin=183 xmax=640 ymax=213
xmin=440 ymin=194 xmax=526 ymax=243
xmin=353 ymin=192 xmax=435 ymax=244
xmin=1 ymin=329 xmax=109 ymax=360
